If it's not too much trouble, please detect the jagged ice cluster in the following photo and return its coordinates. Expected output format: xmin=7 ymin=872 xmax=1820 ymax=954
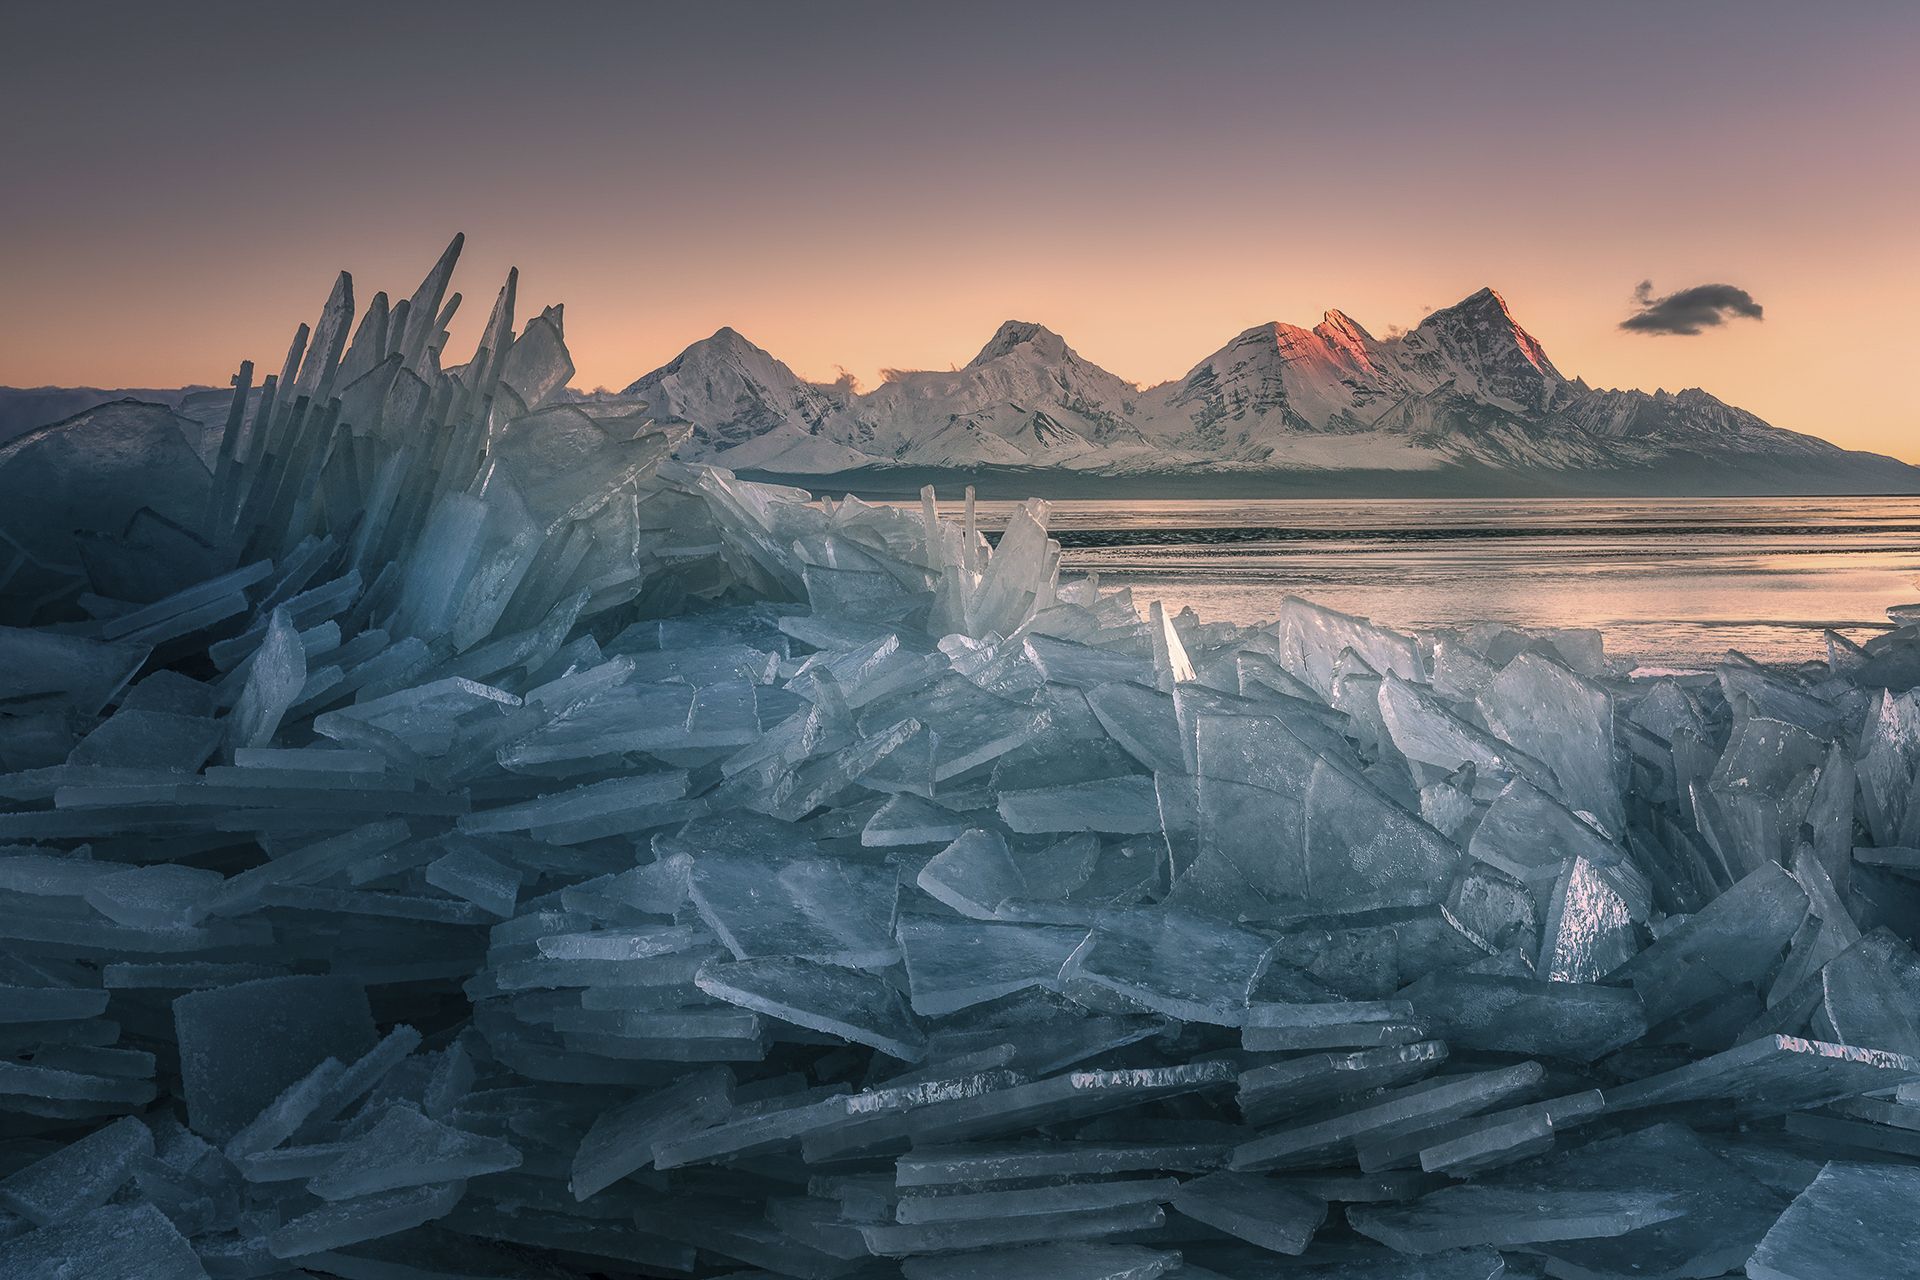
xmin=2 ymin=241 xmax=1920 ymax=1279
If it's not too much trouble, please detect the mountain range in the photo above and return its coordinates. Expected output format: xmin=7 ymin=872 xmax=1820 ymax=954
xmin=6 ymin=288 xmax=1915 ymax=496
xmin=574 ymin=288 xmax=1920 ymax=495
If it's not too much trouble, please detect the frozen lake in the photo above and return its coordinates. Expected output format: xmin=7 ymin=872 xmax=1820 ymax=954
xmin=952 ymin=495 xmax=1920 ymax=666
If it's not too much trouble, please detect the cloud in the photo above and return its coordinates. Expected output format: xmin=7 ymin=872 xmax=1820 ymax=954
xmin=1620 ymin=280 xmax=1765 ymax=335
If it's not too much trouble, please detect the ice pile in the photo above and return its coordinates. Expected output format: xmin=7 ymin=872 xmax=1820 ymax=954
xmin=2 ymin=241 xmax=1920 ymax=1278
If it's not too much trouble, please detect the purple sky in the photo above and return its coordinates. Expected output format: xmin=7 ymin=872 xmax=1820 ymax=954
xmin=3 ymin=0 xmax=1917 ymax=456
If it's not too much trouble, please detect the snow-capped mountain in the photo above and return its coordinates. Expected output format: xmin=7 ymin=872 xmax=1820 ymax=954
xmin=11 ymin=288 xmax=1913 ymax=496
xmin=615 ymin=326 xmax=866 ymax=469
xmin=593 ymin=288 xmax=1917 ymax=493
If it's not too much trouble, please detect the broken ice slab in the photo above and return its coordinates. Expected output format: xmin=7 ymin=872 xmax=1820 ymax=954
xmin=458 ymin=772 xmax=690 ymax=837
xmin=1271 ymin=596 xmax=1424 ymax=699
xmin=0 ymin=1202 xmax=207 ymax=1280
xmin=1604 ymin=1034 xmax=1920 ymax=1118
xmin=227 ymin=606 xmax=306 ymax=750
xmin=93 ymin=559 xmax=272 ymax=641
xmin=1377 ymin=673 xmax=1553 ymax=792
xmin=1494 ymin=1122 xmax=1793 ymax=1280
xmin=1746 ymin=1160 xmax=1920 ymax=1280
xmin=1024 ymin=634 xmax=1154 ymax=691
xmin=1188 ymin=707 xmax=1461 ymax=908
xmin=1612 ymin=860 xmax=1808 ymax=1025
xmin=1467 ymin=778 xmax=1649 ymax=919
xmin=423 ymin=844 xmax=521 ymax=917
xmin=0 ymin=1113 xmax=151 ymax=1225
xmin=861 ymin=1200 xmax=1165 ymax=1257
xmin=1396 ymin=972 xmax=1647 ymax=1062
xmin=1170 ymin=1170 xmax=1326 ymax=1255
xmin=1816 ymin=930 xmax=1920 ymax=1056
xmin=802 ymin=560 xmax=930 ymax=622
xmin=571 ymin=1065 xmax=731 ymax=1199
xmin=267 ymin=1180 xmax=466 ymax=1258
xmin=857 ymin=674 xmax=1050 ymax=782
xmin=900 ymin=1242 xmax=1183 ymax=1280
xmin=83 ymin=863 xmax=223 ymax=930
xmin=1232 ymin=1060 xmax=1543 ymax=1171
xmin=861 ymin=792 xmax=974 ymax=847
xmin=1537 ymin=853 xmax=1639 ymax=982
xmin=225 ymin=1056 xmax=344 ymax=1160
xmin=1350 ymin=1185 xmax=1685 ymax=1254
xmin=0 ymin=626 xmax=149 ymax=716
xmin=893 ymin=1175 xmax=1179 ymax=1225
xmin=1085 ymin=681 xmax=1188 ymax=776
xmin=0 ymin=1058 xmax=156 ymax=1110
xmin=919 ymin=992 xmax=1166 ymax=1079
xmin=690 ymin=849 xmax=899 ymax=967
xmin=173 ymin=974 xmax=376 ymax=1141
xmin=897 ymin=915 xmax=1084 ymax=1016
xmin=917 ymin=829 xmax=1027 ymax=919
xmin=1241 ymin=1000 xmax=1428 ymax=1052
xmin=307 ymin=1105 xmax=520 ymax=1199
xmin=1355 ymin=1089 xmax=1604 ymax=1175
xmin=790 ymin=1063 xmax=1030 ymax=1164
xmin=1010 ymin=830 xmax=1102 ymax=901
xmin=998 ymin=774 xmax=1163 ymax=835
xmin=1061 ymin=908 xmax=1274 ymax=1026
xmin=696 ymin=956 xmax=925 ymax=1060
xmin=313 ymin=676 xmax=521 ymax=755
xmin=67 ymin=708 xmax=223 ymax=773
xmin=647 ymin=1082 xmax=855 ymax=1169
xmin=304 ymin=1024 xmax=422 ymax=1132
xmin=1253 ymin=904 xmax=1488 ymax=1002
xmin=1411 ymin=1100 xmax=1564 ymax=1176
xmin=894 ymin=1138 xmax=1231 ymax=1186
xmin=879 ymin=1062 xmax=1235 ymax=1151
xmin=205 ymin=819 xmax=413 ymax=916
xmin=618 ymin=641 xmax=781 ymax=687
xmin=0 ymin=981 xmax=109 ymax=1023
xmin=1853 ymin=844 xmax=1920 ymax=873
xmin=1238 ymin=1041 xmax=1450 ymax=1127
xmin=1477 ymin=650 xmax=1623 ymax=836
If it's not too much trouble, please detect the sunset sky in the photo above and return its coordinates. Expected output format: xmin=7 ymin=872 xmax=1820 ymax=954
xmin=4 ymin=1 xmax=1917 ymax=458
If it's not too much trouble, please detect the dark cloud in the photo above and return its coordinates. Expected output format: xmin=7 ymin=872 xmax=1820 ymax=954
xmin=1620 ymin=281 xmax=1765 ymax=335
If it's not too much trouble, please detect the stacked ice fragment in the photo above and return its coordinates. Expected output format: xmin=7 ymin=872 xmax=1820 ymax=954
xmin=2 ymin=239 xmax=1920 ymax=1278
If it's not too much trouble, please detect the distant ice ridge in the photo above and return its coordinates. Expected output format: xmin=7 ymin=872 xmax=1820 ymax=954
xmin=3 ymin=239 xmax=1920 ymax=1276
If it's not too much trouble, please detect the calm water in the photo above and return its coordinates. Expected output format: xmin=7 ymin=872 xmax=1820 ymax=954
xmin=951 ymin=497 xmax=1920 ymax=666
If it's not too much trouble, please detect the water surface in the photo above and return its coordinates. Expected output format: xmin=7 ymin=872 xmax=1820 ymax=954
xmin=951 ymin=496 xmax=1920 ymax=666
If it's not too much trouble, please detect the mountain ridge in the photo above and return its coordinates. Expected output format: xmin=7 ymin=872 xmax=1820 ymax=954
xmin=570 ymin=288 xmax=1917 ymax=493
xmin=8 ymin=286 xmax=1915 ymax=494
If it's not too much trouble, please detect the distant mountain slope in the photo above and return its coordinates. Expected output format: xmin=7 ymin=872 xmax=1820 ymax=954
xmin=10 ymin=287 xmax=1916 ymax=495
xmin=593 ymin=287 xmax=1919 ymax=493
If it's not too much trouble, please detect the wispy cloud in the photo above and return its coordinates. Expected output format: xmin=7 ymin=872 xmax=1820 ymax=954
xmin=1620 ymin=281 xmax=1764 ymax=336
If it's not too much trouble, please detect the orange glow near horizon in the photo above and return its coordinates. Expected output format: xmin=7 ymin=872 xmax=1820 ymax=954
xmin=3 ymin=3 xmax=1917 ymax=462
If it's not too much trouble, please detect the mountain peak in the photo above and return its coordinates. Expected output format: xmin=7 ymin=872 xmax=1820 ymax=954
xmin=619 ymin=325 xmax=788 ymax=397
xmin=969 ymin=320 xmax=1069 ymax=367
xmin=1413 ymin=287 xmax=1560 ymax=386
xmin=704 ymin=325 xmax=755 ymax=350
xmin=1317 ymin=308 xmax=1374 ymax=341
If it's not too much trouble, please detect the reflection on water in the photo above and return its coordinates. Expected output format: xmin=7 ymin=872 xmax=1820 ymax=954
xmin=950 ymin=496 xmax=1920 ymax=666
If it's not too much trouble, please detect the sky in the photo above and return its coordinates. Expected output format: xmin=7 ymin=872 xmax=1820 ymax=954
xmin=3 ymin=1 xmax=1917 ymax=459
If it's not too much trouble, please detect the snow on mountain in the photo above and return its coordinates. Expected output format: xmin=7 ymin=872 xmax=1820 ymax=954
xmin=15 ymin=289 xmax=1905 ymax=494
xmin=855 ymin=320 xmax=1148 ymax=465
xmin=602 ymin=289 xmax=1917 ymax=489
xmin=1391 ymin=287 xmax=1571 ymax=413
xmin=617 ymin=326 xmax=852 ymax=455
xmin=1149 ymin=316 xmax=1407 ymax=458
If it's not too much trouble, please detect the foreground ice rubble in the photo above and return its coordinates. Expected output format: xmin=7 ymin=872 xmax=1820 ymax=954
xmin=2 ymin=242 xmax=1920 ymax=1279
